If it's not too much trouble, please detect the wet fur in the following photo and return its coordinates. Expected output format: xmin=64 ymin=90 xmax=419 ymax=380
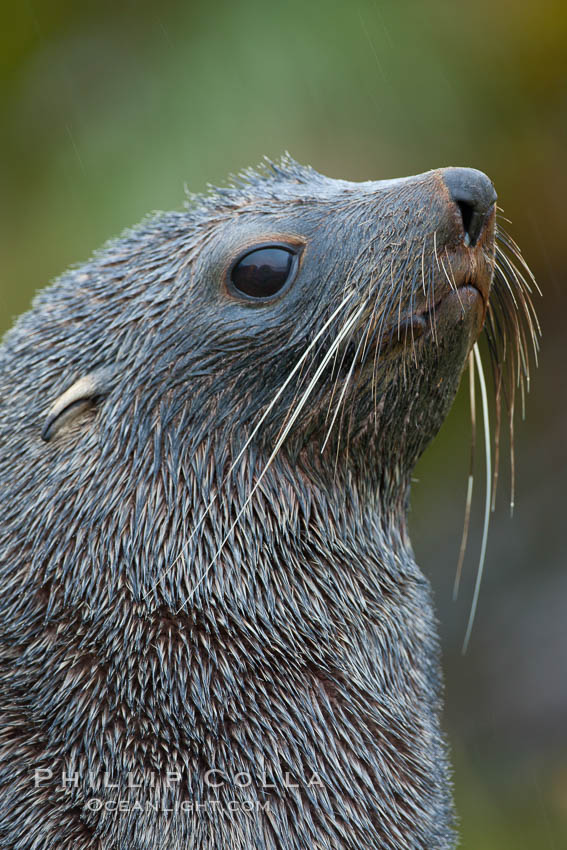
xmin=0 ymin=158 xmax=536 ymax=848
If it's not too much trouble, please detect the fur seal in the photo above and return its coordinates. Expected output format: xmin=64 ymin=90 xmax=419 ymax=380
xmin=0 ymin=157 xmax=537 ymax=849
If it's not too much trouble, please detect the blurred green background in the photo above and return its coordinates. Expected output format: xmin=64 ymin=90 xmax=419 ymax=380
xmin=1 ymin=0 xmax=566 ymax=846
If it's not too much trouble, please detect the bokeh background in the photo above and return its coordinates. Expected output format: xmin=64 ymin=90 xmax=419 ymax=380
xmin=1 ymin=1 xmax=565 ymax=846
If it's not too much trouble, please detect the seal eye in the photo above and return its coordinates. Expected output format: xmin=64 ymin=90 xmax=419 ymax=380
xmin=230 ymin=247 xmax=296 ymax=298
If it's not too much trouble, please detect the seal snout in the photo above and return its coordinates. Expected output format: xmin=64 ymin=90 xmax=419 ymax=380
xmin=442 ymin=167 xmax=497 ymax=247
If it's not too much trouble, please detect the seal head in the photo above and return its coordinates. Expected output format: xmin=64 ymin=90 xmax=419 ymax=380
xmin=0 ymin=158 xmax=535 ymax=850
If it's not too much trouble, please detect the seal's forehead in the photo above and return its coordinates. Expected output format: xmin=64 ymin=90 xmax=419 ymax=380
xmin=186 ymin=158 xmax=350 ymax=213
xmin=186 ymin=155 xmax=436 ymax=221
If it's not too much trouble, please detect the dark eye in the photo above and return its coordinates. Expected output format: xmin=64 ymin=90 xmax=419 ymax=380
xmin=230 ymin=246 xmax=297 ymax=298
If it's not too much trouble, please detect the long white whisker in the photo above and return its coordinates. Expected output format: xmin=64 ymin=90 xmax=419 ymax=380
xmin=509 ymin=394 xmax=516 ymax=517
xmin=175 ymin=301 xmax=368 ymax=613
xmin=143 ymin=289 xmax=357 ymax=601
xmin=321 ymin=314 xmax=370 ymax=453
xmin=453 ymin=350 xmax=476 ymax=600
xmin=462 ymin=343 xmax=492 ymax=653
xmin=420 ymin=240 xmax=427 ymax=297
xmin=495 ymin=248 xmax=541 ymax=356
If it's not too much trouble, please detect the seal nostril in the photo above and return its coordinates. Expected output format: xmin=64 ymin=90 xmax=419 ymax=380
xmin=456 ymin=200 xmax=475 ymax=247
xmin=442 ymin=167 xmax=497 ymax=247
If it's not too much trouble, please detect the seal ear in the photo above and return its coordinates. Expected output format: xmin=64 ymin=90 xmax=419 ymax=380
xmin=42 ymin=369 xmax=112 ymax=442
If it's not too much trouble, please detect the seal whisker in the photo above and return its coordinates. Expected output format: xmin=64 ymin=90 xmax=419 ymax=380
xmin=497 ymin=227 xmax=542 ymax=296
xmin=509 ymin=393 xmax=517 ymax=516
xmin=325 ymin=312 xmax=363 ymax=429
xmin=408 ymin=265 xmax=420 ymax=367
xmin=425 ymin=243 xmax=438 ymax=343
xmin=453 ymin=350 xmax=476 ymax=601
xmin=432 ymin=229 xmax=455 ymax=291
xmin=145 ymin=289 xmax=358 ymax=600
xmin=434 ymin=234 xmax=459 ymax=298
xmin=324 ymin=242 xmax=381 ymax=426
xmin=479 ymin=225 xmax=541 ymax=515
xmin=370 ymin=286 xmax=403 ymax=416
xmin=491 ymin=364 xmax=503 ymax=511
xmin=420 ymin=239 xmax=428 ymax=297
xmin=325 ymin=282 xmax=383 ymax=459
xmin=494 ymin=255 xmax=536 ymax=373
xmin=175 ymin=299 xmax=369 ymax=613
xmin=322 ymin=306 xmax=372 ymax=458
xmin=495 ymin=247 xmax=540 ymax=363
xmin=462 ymin=343 xmax=492 ymax=652
xmin=498 ymin=231 xmax=541 ymax=327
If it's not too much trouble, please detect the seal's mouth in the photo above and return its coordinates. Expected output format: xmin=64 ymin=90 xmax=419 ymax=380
xmin=380 ymin=277 xmax=489 ymax=354
xmin=374 ymin=223 xmax=496 ymax=355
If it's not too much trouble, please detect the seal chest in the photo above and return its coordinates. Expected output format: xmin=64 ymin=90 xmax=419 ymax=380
xmin=0 ymin=158 xmax=537 ymax=849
